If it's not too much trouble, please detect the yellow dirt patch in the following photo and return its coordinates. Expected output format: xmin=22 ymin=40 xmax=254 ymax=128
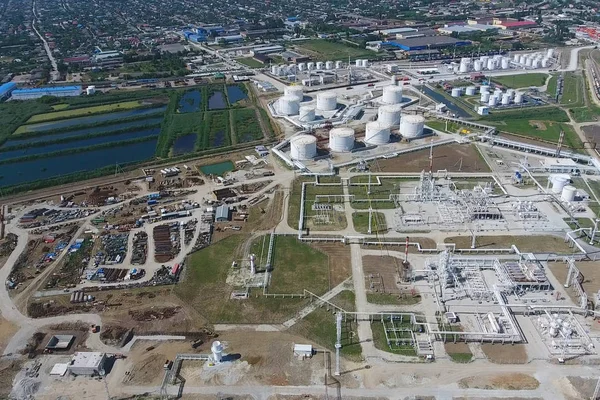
xmin=530 ymin=120 xmax=547 ymax=130
xmin=459 ymin=372 xmax=540 ymax=390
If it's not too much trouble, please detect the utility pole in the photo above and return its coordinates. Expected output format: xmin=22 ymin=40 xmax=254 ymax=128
xmin=335 ymin=312 xmax=342 ymax=376
xmin=556 ymin=130 xmax=565 ymax=157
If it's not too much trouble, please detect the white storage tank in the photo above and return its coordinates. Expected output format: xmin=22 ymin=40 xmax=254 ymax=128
xmin=501 ymin=93 xmax=511 ymax=105
xmin=364 ymin=121 xmax=391 ymax=145
xmin=325 ymin=61 xmax=334 ymax=70
xmin=451 ymin=88 xmax=462 ymax=97
xmin=335 ymin=61 xmax=343 ymax=69
xmin=284 ymin=86 xmax=304 ymax=102
xmin=480 ymin=92 xmax=491 ymax=103
xmin=382 ymin=85 xmax=403 ymax=104
xmin=86 ymin=86 xmax=96 ymax=95
xmin=488 ymin=96 xmax=498 ymax=107
xmin=465 ymin=86 xmax=477 ymax=96
xmin=400 ymin=114 xmax=425 ymax=139
xmin=541 ymin=58 xmax=549 ymax=68
xmin=307 ymin=62 xmax=315 ymax=70
xmin=501 ymin=58 xmax=510 ymax=69
xmin=547 ymin=48 xmax=554 ymax=58
xmin=480 ymin=84 xmax=490 ymax=93
xmin=525 ymin=58 xmax=533 ymax=67
xmin=486 ymin=59 xmax=495 ymax=70
xmin=514 ymin=92 xmax=524 ymax=104
xmin=551 ymin=174 xmax=571 ymax=194
xmin=561 ymin=185 xmax=577 ymax=202
xmin=316 ymin=92 xmax=337 ymax=111
xmin=316 ymin=61 xmax=324 ymax=70
xmin=459 ymin=62 xmax=469 ymax=73
xmin=518 ymin=55 xmax=526 ymax=64
xmin=361 ymin=59 xmax=369 ymax=68
xmin=378 ymin=104 xmax=403 ymax=127
xmin=513 ymin=54 xmax=520 ymax=62
xmin=329 ymin=127 xmax=355 ymax=152
xmin=507 ymin=89 xmax=516 ymax=98
xmin=290 ymin=135 xmax=317 ymax=160
xmin=277 ymin=96 xmax=300 ymax=115
xmin=299 ymin=106 xmax=315 ymax=122
xmin=494 ymin=88 xmax=503 ymax=96
xmin=473 ymin=60 xmax=483 ymax=71
xmin=211 ymin=341 xmax=224 ymax=363
xmin=271 ymin=65 xmax=280 ymax=75
xmin=355 ymin=59 xmax=362 ymax=67
xmin=298 ymin=63 xmax=306 ymax=71
xmin=532 ymin=59 xmax=541 ymax=69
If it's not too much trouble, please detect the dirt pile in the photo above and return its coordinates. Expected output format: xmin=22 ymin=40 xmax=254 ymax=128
xmin=128 ymin=306 xmax=181 ymax=321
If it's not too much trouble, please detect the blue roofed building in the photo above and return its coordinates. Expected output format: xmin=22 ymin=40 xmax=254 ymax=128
xmin=0 ymin=82 xmax=16 ymax=101
xmin=11 ymin=86 xmax=83 ymax=100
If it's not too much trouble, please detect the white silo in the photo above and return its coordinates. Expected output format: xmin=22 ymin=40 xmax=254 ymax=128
xmin=541 ymin=58 xmax=550 ymax=68
xmin=316 ymin=61 xmax=324 ymax=70
xmin=525 ymin=57 xmax=533 ymax=67
xmin=271 ymin=65 xmax=280 ymax=75
xmin=86 ymin=86 xmax=96 ymax=95
xmin=355 ymin=60 xmax=362 ymax=67
xmin=451 ymin=88 xmax=462 ymax=97
xmin=494 ymin=88 xmax=503 ymax=96
xmin=307 ymin=62 xmax=315 ymax=70
xmin=284 ymin=86 xmax=303 ymax=102
xmin=507 ymin=88 xmax=516 ymax=98
xmin=382 ymin=85 xmax=403 ymax=104
xmin=501 ymin=58 xmax=510 ymax=69
xmin=459 ymin=62 xmax=469 ymax=73
xmin=465 ymin=86 xmax=477 ymax=96
xmin=473 ymin=60 xmax=483 ymax=71
xmin=299 ymin=106 xmax=315 ymax=122
xmin=513 ymin=54 xmax=520 ymax=62
xmin=514 ymin=92 xmax=524 ymax=104
xmin=547 ymin=48 xmax=554 ymax=58
xmin=316 ymin=92 xmax=337 ymax=111
xmin=298 ymin=63 xmax=306 ymax=71
xmin=561 ymin=185 xmax=577 ymax=202
xmin=378 ymin=104 xmax=403 ymax=126
xmin=486 ymin=59 xmax=495 ymax=70
xmin=325 ymin=61 xmax=334 ymax=70
xmin=551 ymin=174 xmax=570 ymax=194
xmin=532 ymin=59 xmax=541 ymax=69
xmin=488 ymin=96 xmax=498 ymax=107
xmin=481 ymin=92 xmax=491 ymax=103
xmin=480 ymin=84 xmax=490 ymax=93
xmin=480 ymin=55 xmax=488 ymax=62
xmin=501 ymin=93 xmax=511 ymax=105
xmin=335 ymin=61 xmax=343 ymax=69
xmin=361 ymin=59 xmax=369 ymax=68
xmin=290 ymin=135 xmax=317 ymax=160
xmin=277 ymin=96 xmax=300 ymax=115
xmin=211 ymin=341 xmax=224 ymax=363
xmin=329 ymin=127 xmax=355 ymax=152
xmin=518 ymin=55 xmax=526 ymax=64
xmin=400 ymin=114 xmax=425 ymax=139
xmin=365 ymin=121 xmax=391 ymax=145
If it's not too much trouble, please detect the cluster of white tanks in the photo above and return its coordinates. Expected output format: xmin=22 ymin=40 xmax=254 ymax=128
xmin=382 ymin=85 xmax=403 ymax=105
xmin=453 ymin=50 xmax=555 ymax=74
xmin=549 ymin=174 xmax=578 ymax=202
xmin=296 ymin=60 xmax=345 ymax=72
xmin=513 ymin=48 xmax=555 ymax=69
xmin=290 ymin=135 xmax=318 ymax=160
xmin=354 ymin=59 xmax=369 ymax=68
xmin=479 ymin=85 xmax=523 ymax=107
xmin=539 ymin=313 xmax=574 ymax=338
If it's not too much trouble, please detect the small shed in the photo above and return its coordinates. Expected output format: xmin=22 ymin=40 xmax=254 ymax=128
xmin=445 ymin=311 xmax=458 ymax=323
xmin=45 ymin=335 xmax=75 ymax=350
xmin=215 ymin=205 xmax=230 ymax=222
xmin=293 ymin=344 xmax=313 ymax=359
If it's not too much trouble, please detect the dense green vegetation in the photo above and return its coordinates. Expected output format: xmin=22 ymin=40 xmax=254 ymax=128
xmin=206 ymin=111 xmax=231 ymax=148
xmin=26 ymin=100 xmax=152 ymax=123
xmin=0 ymin=101 xmax=52 ymax=139
xmin=232 ymin=109 xmax=262 ymax=143
xmin=561 ymin=72 xmax=584 ymax=106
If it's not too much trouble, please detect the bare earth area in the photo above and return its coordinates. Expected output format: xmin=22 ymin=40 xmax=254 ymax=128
xmin=458 ymin=373 xmax=539 ymax=390
xmin=548 ymin=261 xmax=600 ymax=306
xmin=481 ymin=344 xmax=528 ymax=364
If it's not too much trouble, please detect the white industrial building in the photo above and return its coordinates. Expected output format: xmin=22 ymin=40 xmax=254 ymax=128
xmin=68 ymin=352 xmax=107 ymax=376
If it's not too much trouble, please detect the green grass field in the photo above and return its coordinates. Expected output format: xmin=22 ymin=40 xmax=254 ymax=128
xmin=352 ymin=212 xmax=387 ymax=234
xmin=546 ymin=74 xmax=558 ymax=97
xmin=51 ymin=104 xmax=70 ymax=111
xmin=26 ymin=100 xmax=147 ymax=123
xmin=561 ymin=72 xmax=584 ymax=106
xmin=206 ymin=111 xmax=231 ymax=148
xmin=492 ymin=73 xmax=548 ymax=88
xmin=236 ymin=57 xmax=264 ymax=68
xmin=288 ymin=178 xmax=348 ymax=231
xmin=232 ymin=109 xmax=263 ymax=143
xmin=366 ymin=292 xmax=421 ymax=305
xmin=295 ymin=39 xmax=375 ymax=61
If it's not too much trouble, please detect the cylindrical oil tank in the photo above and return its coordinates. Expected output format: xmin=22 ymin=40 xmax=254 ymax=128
xmin=271 ymin=65 xmax=280 ymax=75
xmin=77 ymin=292 xmax=84 ymax=303
xmin=461 ymin=57 xmax=470 ymax=63
xmin=532 ymin=59 xmax=541 ymax=69
xmin=284 ymin=86 xmax=303 ymax=102
xmin=378 ymin=104 xmax=403 ymax=127
xmin=459 ymin=62 xmax=469 ymax=73
xmin=507 ymin=89 xmax=516 ymax=98
xmin=547 ymin=48 xmax=554 ymax=58
xmin=298 ymin=63 xmax=306 ymax=71
xmin=325 ymin=61 xmax=334 ymax=70
xmin=513 ymin=54 xmax=520 ymax=62
xmin=316 ymin=92 xmax=337 ymax=111
xmin=335 ymin=61 xmax=343 ymax=69
xmin=278 ymin=96 xmax=300 ymax=115
xmin=307 ymin=62 xmax=315 ymax=70
xmin=465 ymin=86 xmax=477 ymax=96
xmin=525 ymin=58 xmax=533 ymax=67
xmin=541 ymin=58 xmax=549 ymax=68
xmin=290 ymin=135 xmax=317 ymax=160
xmin=299 ymin=106 xmax=315 ymax=122
xmin=494 ymin=88 xmax=503 ymax=96
xmin=361 ymin=59 xmax=369 ymax=68
xmin=451 ymin=88 xmax=462 ymax=97
xmin=364 ymin=121 xmax=391 ymax=145
xmin=70 ymin=292 xmax=76 ymax=303
xmin=480 ymin=92 xmax=491 ymax=103
xmin=514 ymin=92 xmax=524 ymax=104
xmin=561 ymin=185 xmax=577 ymax=202
xmin=382 ymin=85 xmax=403 ymax=104
xmin=501 ymin=93 xmax=511 ymax=105
xmin=329 ymin=127 xmax=355 ymax=152
xmin=518 ymin=55 xmax=526 ymax=64
xmin=355 ymin=59 xmax=362 ymax=67
xmin=501 ymin=58 xmax=510 ymax=69
xmin=551 ymin=174 xmax=570 ymax=193
xmin=400 ymin=114 xmax=425 ymax=139
xmin=473 ymin=60 xmax=483 ymax=71
xmin=316 ymin=61 xmax=324 ymax=70
xmin=488 ymin=96 xmax=498 ymax=107
xmin=494 ymin=54 xmax=503 ymax=61
xmin=480 ymin=84 xmax=490 ymax=93
xmin=486 ymin=59 xmax=495 ymax=70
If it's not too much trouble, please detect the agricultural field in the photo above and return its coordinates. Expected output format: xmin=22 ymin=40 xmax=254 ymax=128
xmin=294 ymin=39 xmax=376 ymax=61
xmin=26 ymin=100 xmax=154 ymax=123
xmin=492 ymin=73 xmax=548 ymax=88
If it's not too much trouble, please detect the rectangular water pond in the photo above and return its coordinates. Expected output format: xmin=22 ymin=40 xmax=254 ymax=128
xmin=0 ymin=129 xmax=160 ymax=161
xmin=172 ymin=133 xmax=197 ymax=156
xmin=226 ymin=85 xmax=247 ymax=104
xmin=199 ymin=161 xmax=234 ymax=175
xmin=208 ymin=92 xmax=227 ymax=110
xmin=0 ymin=139 xmax=158 ymax=188
xmin=178 ymin=91 xmax=202 ymax=113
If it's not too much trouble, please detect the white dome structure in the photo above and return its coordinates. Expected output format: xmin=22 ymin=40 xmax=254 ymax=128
xmin=316 ymin=92 xmax=337 ymax=111
xmin=382 ymin=85 xmax=403 ymax=104
xmin=364 ymin=121 xmax=390 ymax=145
xmin=299 ymin=106 xmax=315 ymax=122
xmin=378 ymin=104 xmax=402 ymax=127
xmin=400 ymin=114 xmax=425 ymax=139
xmin=284 ymin=86 xmax=304 ymax=102
xmin=290 ymin=135 xmax=317 ymax=160
xmin=277 ymin=96 xmax=300 ymax=115
xmin=329 ymin=127 xmax=355 ymax=152
xmin=561 ymin=185 xmax=577 ymax=202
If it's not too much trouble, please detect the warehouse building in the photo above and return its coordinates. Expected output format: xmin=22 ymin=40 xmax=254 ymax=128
xmin=68 ymin=352 xmax=107 ymax=376
xmin=11 ymin=86 xmax=82 ymax=100
xmin=387 ymin=36 xmax=471 ymax=51
xmin=215 ymin=205 xmax=230 ymax=222
xmin=438 ymin=24 xmax=499 ymax=35
xmin=0 ymin=82 xmax=16 ymax=101
xmin=91 ymin=50 xmax=123 ymax=69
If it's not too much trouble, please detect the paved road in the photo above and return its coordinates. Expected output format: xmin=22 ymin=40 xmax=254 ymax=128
xmin=31 ymin=0 xmax=59 ymax=81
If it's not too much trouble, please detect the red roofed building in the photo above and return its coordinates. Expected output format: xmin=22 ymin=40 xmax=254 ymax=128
xmin=494 ymin=19 xmax=537 ymax=30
